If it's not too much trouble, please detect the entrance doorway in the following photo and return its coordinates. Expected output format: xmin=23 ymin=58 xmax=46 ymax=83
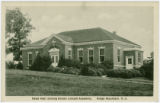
xmin=126 ymin=56 xmax=134 ymax=69
xmin=49 ymin=48 xmax=59 ymax=67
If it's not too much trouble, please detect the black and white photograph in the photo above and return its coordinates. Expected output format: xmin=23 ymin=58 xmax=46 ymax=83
xmin=1 ymin=1 xmax=159 ymax=102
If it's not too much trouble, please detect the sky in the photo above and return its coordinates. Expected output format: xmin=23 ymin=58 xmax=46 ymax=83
xmin=7 ymin=5 xmax=153 ymax=59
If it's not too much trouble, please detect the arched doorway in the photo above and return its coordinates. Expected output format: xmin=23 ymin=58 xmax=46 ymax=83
xmin=48 ymin=48 xmax=59 ymax=67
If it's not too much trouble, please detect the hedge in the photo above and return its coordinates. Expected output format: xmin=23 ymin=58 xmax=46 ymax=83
xmin=105 ymin=69 xmax=143 ymax=78
xmin=47 ymin=65 xmax=80 ymax=75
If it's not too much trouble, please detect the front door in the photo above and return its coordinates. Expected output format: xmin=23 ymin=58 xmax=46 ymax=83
xmin=49 ymin=48 xmax=59 ymax=67
xmin=126 ymin=56 xmax=134 ymax=69
xmin=51 ymin=55 xmax=59 ymax=67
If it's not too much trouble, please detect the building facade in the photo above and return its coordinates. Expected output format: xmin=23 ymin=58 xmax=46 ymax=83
xmin=21 ymin=27 xmax=143 ymax=69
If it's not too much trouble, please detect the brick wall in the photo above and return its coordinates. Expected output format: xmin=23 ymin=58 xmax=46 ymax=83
xmin=72 ymin=43 xmax=113 ymax=64
xmin=22 ymin=38 xmax=143 ymax=69
xmin=22 ymin=48 xmax=43 ymax=69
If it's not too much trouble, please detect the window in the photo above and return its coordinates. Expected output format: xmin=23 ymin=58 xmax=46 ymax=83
xmin=28 ymin=52 xmax=32 ymax=66
xmin=138 ymin=52 xmax=141 ymax=62
xmin=68 ymin=49 xmax=72 ymax=59
xmin=117 ymin=49 xmax=120 ymax=62
xmin=128 ymin=58 xmax=132 ymax=64
xmin=78 ymin=49 xmax=83 ymax=63
xmin=99 ymin=48 xmax=105 ymax=63
xmin=88 ymin=48 xmax=94 ymax=63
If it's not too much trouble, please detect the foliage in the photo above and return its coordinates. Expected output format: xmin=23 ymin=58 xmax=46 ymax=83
xmin=58 ymin=56 xmax=82 ymax=69
xmin=6 ymin=8 xmax=34 ymax=61
xmin=101 ymin=60 xmax=113 ymax=69
xmin=15 ymin=62 xmax=23 ymax=69
xmin=6 ymin=61 xmax=23 ymax=69
xmin=105 ymin=69 xmax=143 ymax=78
xmin=58 ymin=57 xmax=107 ymax=76
xmin=47 ymin=65 xmax=80 ymax=75
xmin=140 ymin=59 xmax=153 ymax=80
xmin=80 ymin=64 xmax=105 ymax=76
xmin=62 ymin=66 xmax=80 ymax=75
xmin=30 ymin=54 xmax=52 ymax=71
xmin=6 ymin=61 xmax=15 ymax=69
xmin=47 ymin=66 xmax=64 ymax=72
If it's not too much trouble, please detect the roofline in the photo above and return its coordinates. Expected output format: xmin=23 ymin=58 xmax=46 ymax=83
xmin=54 ymin=35 xmax=141 ymax=47
xmin=123 ymin=48 xmax=143 ymax=51
xmin=21 ymin=35 xmax=141 ymax=50
xmin=21 ymin=46 xmax=44 ymax=50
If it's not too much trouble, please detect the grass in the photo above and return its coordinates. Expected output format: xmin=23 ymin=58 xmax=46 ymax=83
xmin=6 ymin=69 xmax=153 ymax=96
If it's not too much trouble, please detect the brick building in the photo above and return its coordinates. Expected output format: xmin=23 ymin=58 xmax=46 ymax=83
xmin=21 ymin=27 xmax=143 ymax=69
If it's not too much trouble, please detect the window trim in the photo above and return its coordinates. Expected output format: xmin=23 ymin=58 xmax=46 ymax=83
xmin=88 ymin=47 xmax=94 ymax=63
xmin=77 ymin=48 xmax=83 ymax=63
xmin=98 ymin=47 xmax=105 ymax=63
xmin=28 ymin=52 xmax=32 ymax=66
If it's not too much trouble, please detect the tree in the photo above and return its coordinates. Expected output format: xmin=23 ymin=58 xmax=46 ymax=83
xmin=5 ymin=8 xmax=34 ymax=62
xmin=140 ymin=52 xmax=154 ymax=80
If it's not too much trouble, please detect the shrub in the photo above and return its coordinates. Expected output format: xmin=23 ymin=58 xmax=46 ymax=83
xmin=30 ymin=54 xmax=52 ymax=71
xmin=88 ymin=67 xmax=97 ymax=76
xmin=105 ymin=69 xmax=143 ymax=78
xmin=47 ymin=65 xmax=63 ymax=72
xmin=80 ymin=64 xmax=104 ymax=76
xmin=47 ymin=65 xmax=80 ymax=75
xmin=62 ymin=66 xmax=80 ymax=75
xmin=80 ymin=65 xmax=88 ymax=76
xmin=139 ymin=59 xmax=153 ymax=80
xmin=16 ymin=62 xmax=23 ymax=69
xmin=101 ymin=60 xmax=113 ymax=69
xmin=6 ymin=61 xmax=15 ymax=69
xmin=58 ymin=56 xmax=82 ymax=69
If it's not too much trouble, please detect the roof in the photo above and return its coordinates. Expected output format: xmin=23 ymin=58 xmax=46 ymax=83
xmin=57 ymin=27 xmax=139 ymax=46
xmin=23 ymin=27 xmax=140 ymax=48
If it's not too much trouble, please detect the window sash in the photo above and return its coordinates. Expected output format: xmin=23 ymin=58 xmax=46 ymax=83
xmin=68 ymin=50 xmax=72 ymax=59
xmin=89 ymin=57 xmax=94 ymax=63
xmin=100 ymin=49 xmax=104 ymax=56
xmin=99 ymin=48 xmax=105 ymax=63
xmin=128 ymin=58 xmax=132 ymax=64
xmin=100 ymin=56 xmax=105 ymax=63
xmin=88 ymin=49 xmax=94 ymax=63
xmin=79 ymin=57 xmax=83 ymax=63
xmin=79 ymin=50 xmax=83 ymax=57
xmin=78 ymin=50 xmax=83 ymax=63
xmin=89 ymin=50 xmax=93 ymax=56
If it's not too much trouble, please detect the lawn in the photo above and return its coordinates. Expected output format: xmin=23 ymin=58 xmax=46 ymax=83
xmin=6 ymin=69 xmax=153 ymax=96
